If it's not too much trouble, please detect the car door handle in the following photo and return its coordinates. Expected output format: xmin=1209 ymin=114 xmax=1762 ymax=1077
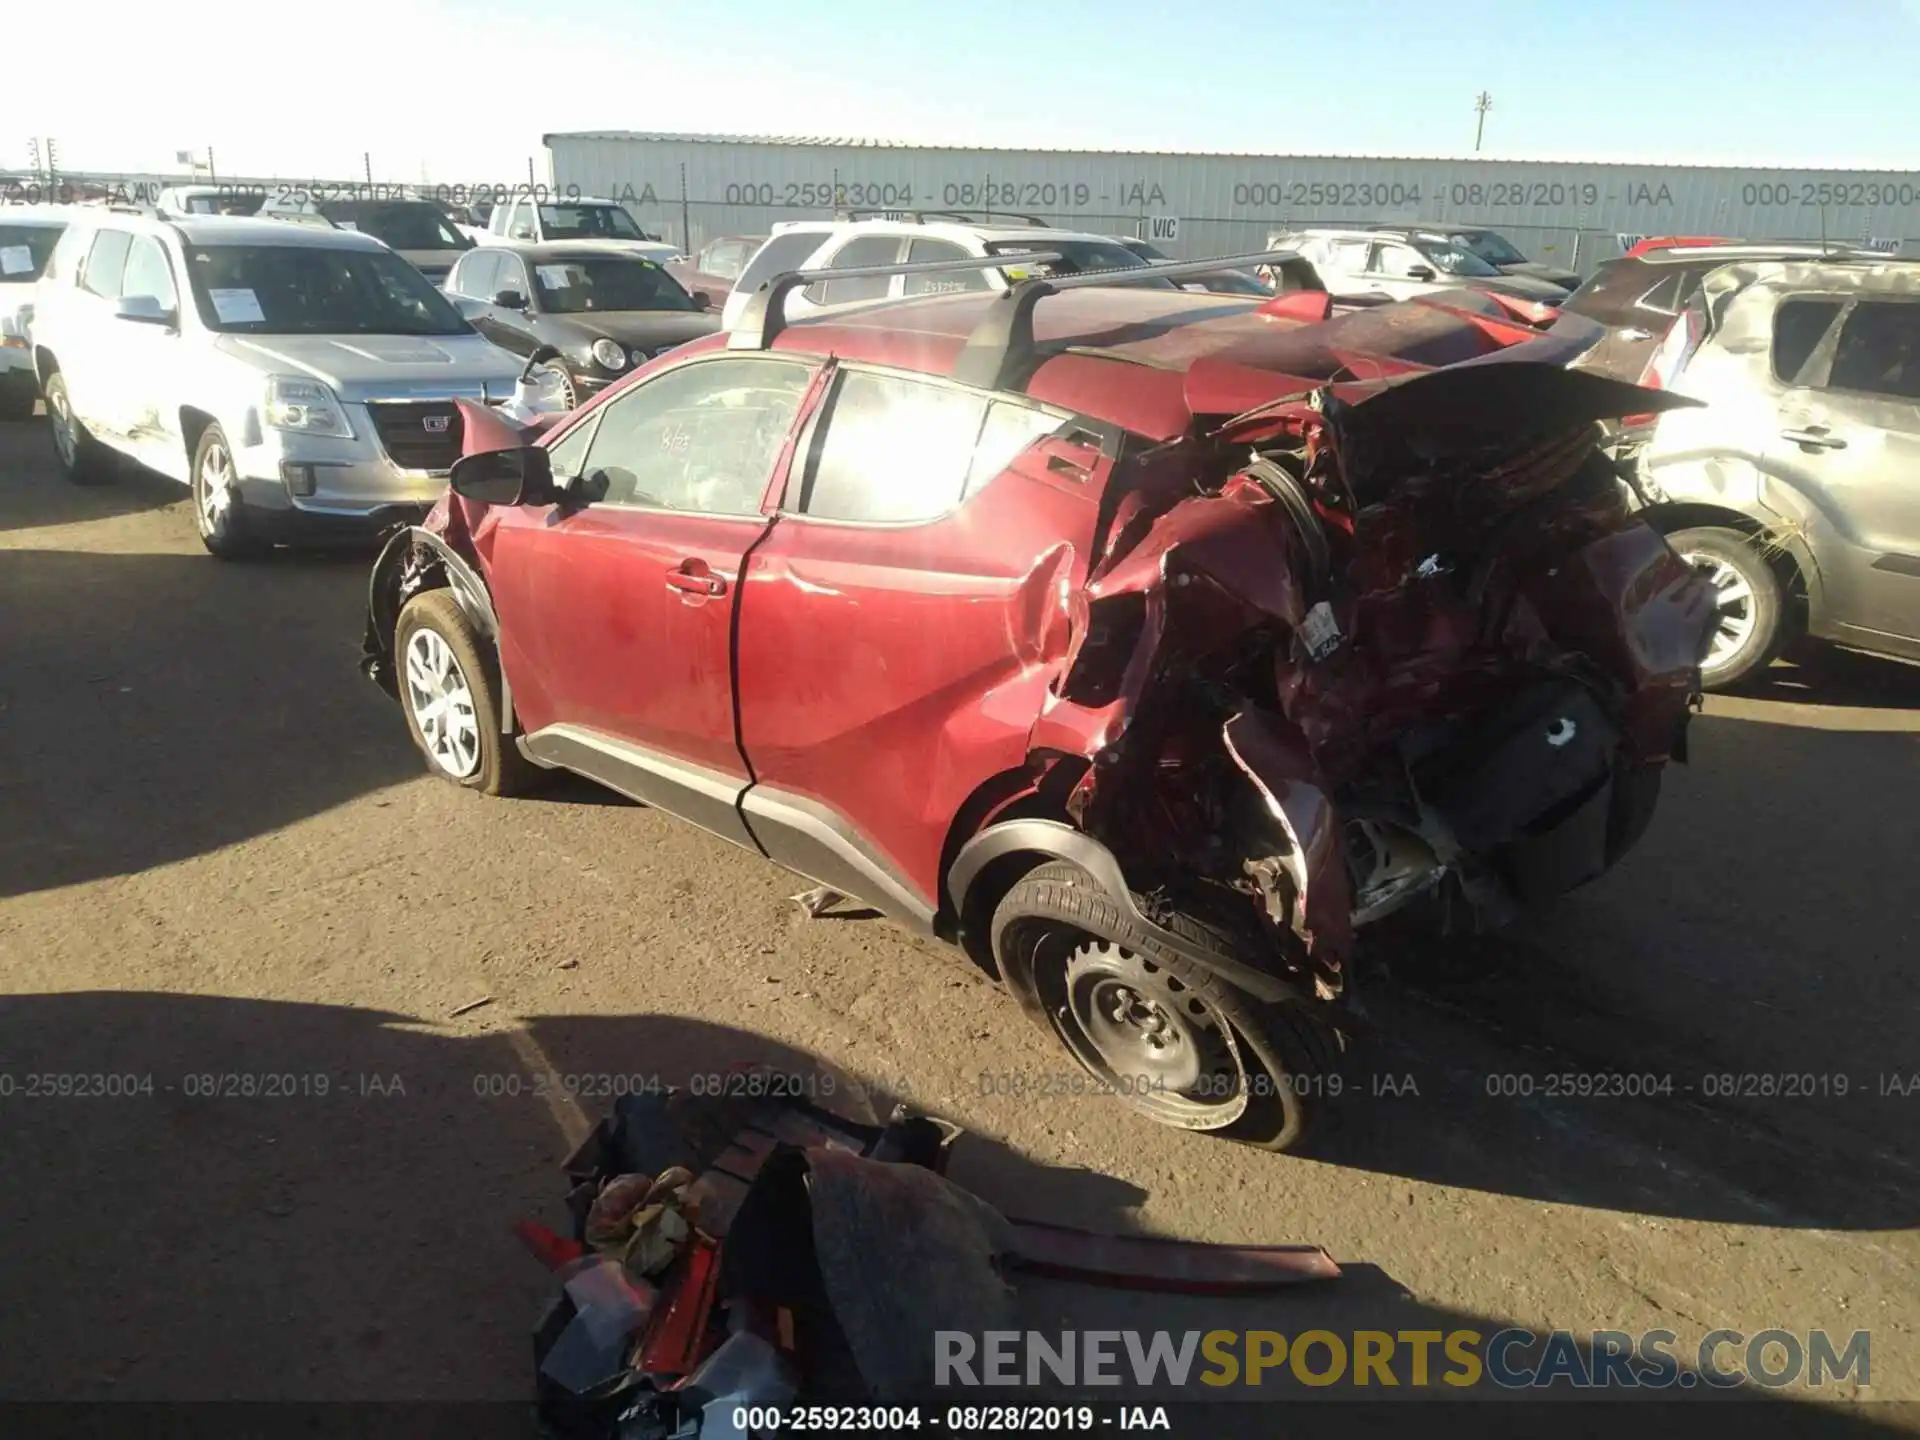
xmin=1781 ymin=427 xmax=1847 ymax=451
xmin=665 ymin=567 xmax=727 ymax=597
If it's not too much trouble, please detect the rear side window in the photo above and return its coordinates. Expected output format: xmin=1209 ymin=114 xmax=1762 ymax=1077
xmin=1828 ymin=300 xmax=1920 ymax=400
xmin=1771 ymin=298 xmax=1844 ymax=385
xmin=799 ymin=372 xmax=1059 ymax=524
xmin=1562 ymin=258 xmax=1657 ymax=323
xmin=904 ymin=238 xmax=990 ymax=295
xmin=735 ymin=232 xmax=831 ymax=297
xmin=81 ymin=230 xmax=133 ymax=299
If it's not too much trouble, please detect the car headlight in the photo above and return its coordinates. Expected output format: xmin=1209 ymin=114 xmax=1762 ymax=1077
xmin=264 ymin=376 xmax=353 ymax=439
xmin=591 ymin=337 xmax=627 ymax=371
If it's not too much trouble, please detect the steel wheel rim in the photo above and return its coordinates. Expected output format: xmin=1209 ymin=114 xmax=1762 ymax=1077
xmin=197 ymin=440 xmax=235 ymax=534
xmin=1683 ymin=550 xmax=1758 ymax=672
xmin=49 ymin=385 xmax=75 ymax=466
xmin=1052 ymin=939 xmax=1251 ymax=1129
xmin=404 ymin=629 xmax=482 ymax=778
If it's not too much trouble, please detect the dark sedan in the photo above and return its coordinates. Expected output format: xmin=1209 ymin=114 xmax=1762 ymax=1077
xmin=443 ymin=244 xmax=721 ymax=404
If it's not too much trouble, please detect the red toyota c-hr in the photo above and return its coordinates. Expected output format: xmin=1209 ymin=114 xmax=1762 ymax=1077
xmin=363 ymin=250 xmax=1713 ymax=1152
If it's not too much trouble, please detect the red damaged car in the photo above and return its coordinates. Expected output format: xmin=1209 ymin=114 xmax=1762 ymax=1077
xmin=361 ymin=248 xmax=1715 ymax=1152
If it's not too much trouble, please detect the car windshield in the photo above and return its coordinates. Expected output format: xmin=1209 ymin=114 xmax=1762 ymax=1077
xmin=183 ymin=244 xmax=472 ymax=335
xmin=0 ymin=224 xmax=65 ymax=281
xmin=984 ymin=239 xmax=1179 ymax=288
xmin=532 ymin=256 xmax=698 ymax=313
xmin=320 ymin=202 xmax=468 ymax=251
xmin=1449 ymin=231 xmax=1527 ymax=267
xmin=538 ymin=204 xmax=647 ymax=241
xmin=1414 ymin=240 xmax=1501 ymax=277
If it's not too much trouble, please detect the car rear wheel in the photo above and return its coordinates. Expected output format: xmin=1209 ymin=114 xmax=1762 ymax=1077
xmin=1668 ymin=526 xmax=1784 ymax=689
xmin=192 ymin=423 xmax=267 ymax=560
xmin=43 ymin=371 xmax=111 ymax=484
xmin=394 ymin=589 xmax=537 ymax=797
xmin=989 ymin=861 xmax=1341 ymax=1152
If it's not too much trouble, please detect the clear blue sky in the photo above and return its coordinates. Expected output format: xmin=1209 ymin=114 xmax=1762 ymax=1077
xmin=9 ymin=0 xmax=1919 ymax=178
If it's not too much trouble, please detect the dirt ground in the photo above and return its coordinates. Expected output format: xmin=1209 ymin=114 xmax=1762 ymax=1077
xmin=1 ymin=412 xmax=1916 ymax=1427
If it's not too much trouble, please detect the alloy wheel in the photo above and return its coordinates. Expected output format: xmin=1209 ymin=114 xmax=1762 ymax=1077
xmin=197 ymin=438 xmax=236 ymax=535
xmin=404 ymin=628 xmax=482 ymax=779
xmin=1683 ymin=550 xmax=1758 ymax=673
xmin=48 ymin=386 xmax=76 ymax=468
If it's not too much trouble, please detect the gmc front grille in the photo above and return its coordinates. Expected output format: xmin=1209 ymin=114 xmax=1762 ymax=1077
xmin=364 ymin=400 xmax=465 ymax=473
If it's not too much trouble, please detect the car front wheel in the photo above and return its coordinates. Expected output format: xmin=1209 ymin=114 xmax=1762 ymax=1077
xmin=989 ymin=861 xmax=1342 ymax=1152
xmin=1668 ymin=525 xmax=1784 ymax=689
xmin=394 ymin=590 xmax=537 ymax=797
xmin=191 ymin=423 xmax=267 ymax=560
xmin=43 ymin=371 xmax=110 ymax=483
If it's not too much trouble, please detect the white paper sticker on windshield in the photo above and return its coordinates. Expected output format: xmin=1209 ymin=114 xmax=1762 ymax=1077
xmin=536 ymin=265 xmax=575 ymax=289
xmin=209 ymin=288 xmax=266 ymax=324
xmin=0 ymin=246 xmax=32 ymax=276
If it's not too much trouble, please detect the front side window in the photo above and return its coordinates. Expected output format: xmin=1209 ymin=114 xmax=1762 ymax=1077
xmin=797 ymin=372 xmax=1060 ymax=524
xmin=1771 ymin=298 xmax=1844 ymax=385
xmin=1450 ymin=230 xmax=1526 ymax=267
xmin=1828 ymin=300 xmax=1920 ymax=400
xmin=81 ymin=230 xmax=133 ymax=299
xmin=120 ymin=237 xmax=178 ymax=310
xmin=450 ymin=250 xmax=502 ymax=300
xmin=537 ymin=204 xmax=646 ymax=242
xmin=493 ymin=254 xmax=531 ymax=303
xmin=579 ymin=357 xmax=813 ymax=514
xmin=1325 ymin=238 xmax=1371 ymax=273
xmin=182 ymin=245 xmax=472 ymax=335
xmin=1412 ymin=240 xmax=1499 ymax=277
xmin=532 ymin=257 xmax=698 ymax=314
xmin=507 ymin=201 xmax=537 ymax=240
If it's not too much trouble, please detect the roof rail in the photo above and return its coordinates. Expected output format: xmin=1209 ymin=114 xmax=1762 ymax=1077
xmin=831 ymin=208 xmax=1051 ymax=227
xmin=727 ymin=251 xmax=1065 ymax=351
xmin=953 ymin=249 xmax=1318 ymax=392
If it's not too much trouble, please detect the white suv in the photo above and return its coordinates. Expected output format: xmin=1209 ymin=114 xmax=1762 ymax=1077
xmin=1 ymin=205 xmax=74 ymax=419
xmin=719 ymin=216 xmax=1176 ymax=329
xmin=485 ymin=194 xmax=680 ymax=263
xmin=30 ymin=211 xmax=535 ymax=558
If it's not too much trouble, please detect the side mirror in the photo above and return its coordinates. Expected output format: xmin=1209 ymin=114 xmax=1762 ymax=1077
xmin=113 ymin=294 xmax=175 ymax=326
xmin=1405 ymin=265 xmax=1436 ymax=282
xmin=449 ymin=445 xmax=556 ymax=507
xmin=493 ymin=289 xmax=528 ymax=310
xmin=692 ymin=291 xmax=712 ymax=311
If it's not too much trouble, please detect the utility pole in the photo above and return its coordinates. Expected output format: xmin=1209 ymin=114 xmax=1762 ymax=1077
xmin=1474 ymin=92 xmax=1494 ymax=153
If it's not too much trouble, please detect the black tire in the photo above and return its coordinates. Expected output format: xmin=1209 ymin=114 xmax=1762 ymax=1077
xmin=394 ymin=589 xmax=538 ymax=797
xmin=0 ymin=385 xmax=36 ymax=422
xmin=191 ymin=423 xmax=268 ymax=560
xmin=1667 ymin=525 xmax=1784 ymax=689
xmin=988 ymin=861 xmax=1341 ymax=1152
xmin=42 ymin=370 xmax=111 ymax=484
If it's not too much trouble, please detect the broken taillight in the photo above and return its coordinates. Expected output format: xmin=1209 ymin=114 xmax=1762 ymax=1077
xmin=1622 ymin=303 xmax=1705 ymax=427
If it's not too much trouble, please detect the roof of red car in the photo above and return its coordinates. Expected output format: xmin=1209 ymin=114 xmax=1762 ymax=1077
xmin=744 ymin=288 xmax=1539 ymax=438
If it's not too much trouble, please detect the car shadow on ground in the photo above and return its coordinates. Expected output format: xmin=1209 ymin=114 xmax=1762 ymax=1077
xmin=1316 ymin=705 xmax=1919 ymax=1231
xmin=0 ymin=546 xmax=413 ymax=898
xmin=1745 ymin=645 xmax=1920 ymax=709
xmin=0 ymin=993 xmax=1897 ymax=1433
xmin=0 ymin=424 xmax=187 ymax=533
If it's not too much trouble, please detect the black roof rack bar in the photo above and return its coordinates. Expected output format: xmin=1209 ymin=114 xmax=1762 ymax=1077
xmin=954 ymin=249 xmax=1315 ymax=393
xmin=728 ymin=251 xmax=1065 ymax=352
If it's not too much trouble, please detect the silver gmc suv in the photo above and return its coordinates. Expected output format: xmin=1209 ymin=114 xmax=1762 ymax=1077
xmin=30 ymin=211 xmax=534 ymax=558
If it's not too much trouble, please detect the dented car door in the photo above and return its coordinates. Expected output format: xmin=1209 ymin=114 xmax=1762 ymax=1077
xmin=734 ymin=365 xmax=1106 ymax=922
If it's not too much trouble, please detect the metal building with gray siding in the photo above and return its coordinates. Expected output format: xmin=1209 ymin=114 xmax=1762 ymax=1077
xmin=545 ymin=131 xmax=1919 ymax=274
